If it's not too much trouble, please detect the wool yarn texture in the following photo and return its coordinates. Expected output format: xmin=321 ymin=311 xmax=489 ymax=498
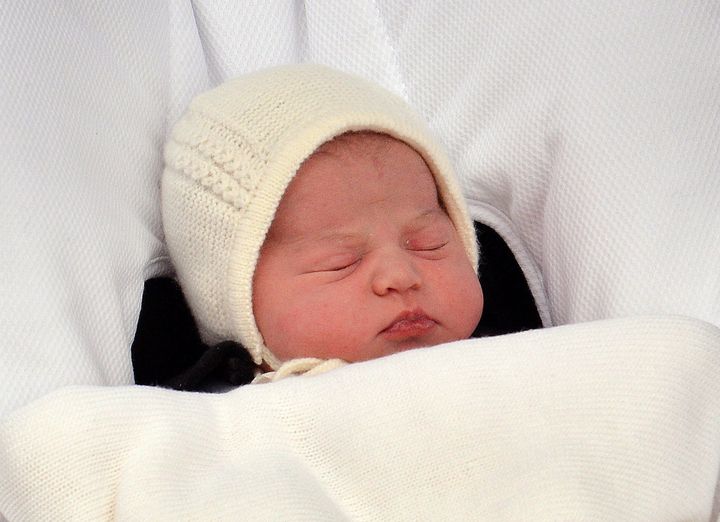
xmin=162 ymin=64 xmax=478 ymax=369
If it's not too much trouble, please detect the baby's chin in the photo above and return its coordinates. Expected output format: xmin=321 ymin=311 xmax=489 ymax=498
xmin=354 ymin=331 xmax=466 ymax=362
xmin=267 ymin=326 xmax=469 ymax=366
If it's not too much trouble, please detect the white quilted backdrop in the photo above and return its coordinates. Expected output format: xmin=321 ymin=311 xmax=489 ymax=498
xmin=2 ymin=1 xmax=719 ymax=419
xmin=1 ymin=2 xmax=168 ymax=414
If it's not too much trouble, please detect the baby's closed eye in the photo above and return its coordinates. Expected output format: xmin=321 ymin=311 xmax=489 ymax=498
xmin=307 ymin=254 xmax=361 ymax=274
xmin=406 ymin=237 xmax=449 ymax=251
xmin=404 ymin=226 xmax=453 ymax=257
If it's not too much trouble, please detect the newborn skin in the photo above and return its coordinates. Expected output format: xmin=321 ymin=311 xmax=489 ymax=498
xmin=253 ymin=132 xmax=483 ymax=363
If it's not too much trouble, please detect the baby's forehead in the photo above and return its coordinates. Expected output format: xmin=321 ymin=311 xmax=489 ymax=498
xmin=265 ymin=130 xmax=445 ymax=243
xmin=287 ymin=130 xmax=444 ymax=211
xmin=311 ymin=131 xmax=399 ymax=159
xmin=292 ymin=131 xmax=438 ymax=200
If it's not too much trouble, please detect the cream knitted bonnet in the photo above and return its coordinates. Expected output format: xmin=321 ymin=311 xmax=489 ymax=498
xmin=162 ymin=64 xmax=478 ymax=370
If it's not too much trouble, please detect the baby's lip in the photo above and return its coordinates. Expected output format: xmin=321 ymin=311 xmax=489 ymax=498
xmin=381 ymin=309 xmax=437 ymax=339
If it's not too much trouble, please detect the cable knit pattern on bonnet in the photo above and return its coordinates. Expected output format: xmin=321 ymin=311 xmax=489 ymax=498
xmin=162 ymin=64 xmax=478 ymax=373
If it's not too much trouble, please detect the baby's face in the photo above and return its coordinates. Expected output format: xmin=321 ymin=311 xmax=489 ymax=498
xmin=253 ymin=133 xmax=483 ymax=364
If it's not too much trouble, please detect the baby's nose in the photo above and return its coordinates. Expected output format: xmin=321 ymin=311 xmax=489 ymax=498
xmin=371 ymin=249 xmax=422 ymax=296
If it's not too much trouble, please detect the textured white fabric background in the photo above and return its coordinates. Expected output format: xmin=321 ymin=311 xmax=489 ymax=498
xmin=1 ymin=2 xmax=169 ymax=415
xmin=2 ymin=0 xmax=719 ymax=422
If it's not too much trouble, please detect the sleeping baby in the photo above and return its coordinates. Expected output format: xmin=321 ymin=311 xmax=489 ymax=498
xmin=162 ymin=64 xmax=483 ymax=383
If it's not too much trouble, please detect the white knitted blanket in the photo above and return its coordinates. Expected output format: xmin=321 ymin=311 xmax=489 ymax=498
xmin=1 ymin=315 xmax=719 ymax=521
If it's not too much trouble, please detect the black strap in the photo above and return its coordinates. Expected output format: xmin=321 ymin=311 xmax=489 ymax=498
xmin=161 ymin=341 xmax=256 ymax=390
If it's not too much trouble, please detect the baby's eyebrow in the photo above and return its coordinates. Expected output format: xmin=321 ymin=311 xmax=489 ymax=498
xmin=276 ymin=208 xmax=449 ymax=248
xmin=310 ymin=231 xmax=365 ymax=248
xmin=407 ymin=208 xmax=450 ymax=228
xmin=417 ymin=208 xmax=447 ymax=219
xmin=272 ymin=230 xmax=363 ymax=251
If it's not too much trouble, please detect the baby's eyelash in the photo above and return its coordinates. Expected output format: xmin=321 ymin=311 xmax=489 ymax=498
xmin=419 ymin=241 xmax=448 ymax=251
xmin=311 ymin=257 xmax=361 ymax=273
xmin=327 ymin=260 xmax=358 ymax=272
xmin=405 ymin=239 xmax=449 ymax=251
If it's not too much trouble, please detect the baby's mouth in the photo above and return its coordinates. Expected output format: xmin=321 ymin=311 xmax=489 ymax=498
xmin=381 ymin=309 xmax=437 ymax=340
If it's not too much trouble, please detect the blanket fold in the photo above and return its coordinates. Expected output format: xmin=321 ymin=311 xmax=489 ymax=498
xmin=1 ymin=315 xmax=719 ymax=521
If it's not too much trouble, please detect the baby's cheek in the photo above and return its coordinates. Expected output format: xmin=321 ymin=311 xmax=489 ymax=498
xmin=438 ymin=258 xmax=483 ymax=337
xmin=460 ymin=277 xmax=484 ymax=334
xmin=263 ymin=295 xmax=346 ymax=361
xmin=264 ymin=306 xmax=310 ymax=360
